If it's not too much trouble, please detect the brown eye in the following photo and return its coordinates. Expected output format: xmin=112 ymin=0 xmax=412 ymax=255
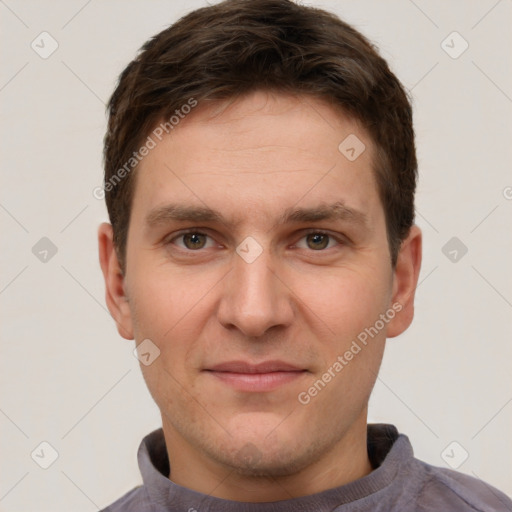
xmin=306 ymin=233 xmax=330 ymax=250
xmin=182 ymin=233 xmax=207 ymax=250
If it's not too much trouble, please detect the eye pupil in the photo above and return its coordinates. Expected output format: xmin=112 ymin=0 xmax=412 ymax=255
xmin=184 ymin=233 xmax=206 ymax=249
xmin=307 ymin=233 xmax=329 ymax=250
xmin=180 ymin=233 xmax=333 ymax=251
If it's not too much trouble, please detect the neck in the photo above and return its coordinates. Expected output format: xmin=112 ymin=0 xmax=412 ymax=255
xmin=162 ymin=412 xmax=372 ymax=502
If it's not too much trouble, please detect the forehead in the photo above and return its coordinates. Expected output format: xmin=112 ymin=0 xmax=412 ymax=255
xmin=132 ymin=91 xmax=381 ymax=228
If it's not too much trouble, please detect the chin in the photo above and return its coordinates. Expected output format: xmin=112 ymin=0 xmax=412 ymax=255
xmin=212 ymin=433 xmax=325 ymax=478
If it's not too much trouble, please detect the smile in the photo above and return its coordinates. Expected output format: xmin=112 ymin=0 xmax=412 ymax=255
xmin=204 ymin=360 xmax=308 ymax=392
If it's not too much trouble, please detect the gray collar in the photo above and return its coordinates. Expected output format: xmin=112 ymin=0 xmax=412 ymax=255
xmin=136 ymin=424 xmax=411 ymax=511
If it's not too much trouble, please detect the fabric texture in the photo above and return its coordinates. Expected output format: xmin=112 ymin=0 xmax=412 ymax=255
xmin=102 ymin=424 xmax=512 ymax=511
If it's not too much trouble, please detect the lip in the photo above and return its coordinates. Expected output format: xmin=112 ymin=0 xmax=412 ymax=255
xmin=207 ymin=360 xmax=303 ymax=373
xmin=204 ymin=360 xmax=307 ymax=392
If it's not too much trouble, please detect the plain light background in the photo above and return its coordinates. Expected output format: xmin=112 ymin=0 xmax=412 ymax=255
xmin=1 ymin=0 xmax=511 ymax=510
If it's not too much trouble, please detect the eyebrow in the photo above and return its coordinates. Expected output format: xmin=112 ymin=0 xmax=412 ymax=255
xmin=146 ymin=204 xmax=223 ymax=227
xmin=145 ymin=201 xmax=368 ymax=230
xmin=279 ymin=201 xmax=368 ymax=227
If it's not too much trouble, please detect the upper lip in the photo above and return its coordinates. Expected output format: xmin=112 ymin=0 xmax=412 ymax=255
xmin=206 ymin=360 xmax=305 ymax=373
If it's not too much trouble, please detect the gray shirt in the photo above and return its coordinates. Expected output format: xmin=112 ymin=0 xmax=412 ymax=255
xmin=102 ymin=424 xmax=512 ymax=511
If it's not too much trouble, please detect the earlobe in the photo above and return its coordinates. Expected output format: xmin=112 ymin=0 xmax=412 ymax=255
xmin=387 ymin=225 xmax=422 ymax=338
xmin=98 ymin=222 xmax=134 ymax=340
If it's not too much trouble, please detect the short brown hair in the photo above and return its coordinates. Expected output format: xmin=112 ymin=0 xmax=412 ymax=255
xmin=103 ymin=0 xmax=416 ymax=269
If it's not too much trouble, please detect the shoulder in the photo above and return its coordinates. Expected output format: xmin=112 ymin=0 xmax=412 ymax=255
xmin=410 ymin=458 xmax=512 ymax=511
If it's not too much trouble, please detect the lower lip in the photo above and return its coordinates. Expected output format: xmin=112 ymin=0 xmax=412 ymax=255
xmin=206 ymin=371 xmax=306 ymax=392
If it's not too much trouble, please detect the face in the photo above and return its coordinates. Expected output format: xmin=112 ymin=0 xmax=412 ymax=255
xmin=99 ymin=91 xmax=421 ymax=484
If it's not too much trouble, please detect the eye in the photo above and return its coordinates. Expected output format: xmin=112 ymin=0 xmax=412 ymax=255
xmin=295 ymin=231 xmax=341 ymax=251
xmin=170 ymin=231 xmax=216 ymax=250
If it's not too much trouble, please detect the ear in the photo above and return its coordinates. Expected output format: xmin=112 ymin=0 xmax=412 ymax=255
xmin=386 ymin=225 xmax=422 ymax=338
xmin=98 ymin=222 xmax=134 ymax=340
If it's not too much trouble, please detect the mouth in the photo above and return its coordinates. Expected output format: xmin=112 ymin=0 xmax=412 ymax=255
xmin=203 ymin=360 xmax=308 ymax=392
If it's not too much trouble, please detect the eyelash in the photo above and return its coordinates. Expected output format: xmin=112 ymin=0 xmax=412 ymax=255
xmin=166 ymin=229 xmax=345 ymax=252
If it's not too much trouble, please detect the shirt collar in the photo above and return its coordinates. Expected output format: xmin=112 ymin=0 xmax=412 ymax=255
xmin=137 ymin=424 xmax=411 ymax=511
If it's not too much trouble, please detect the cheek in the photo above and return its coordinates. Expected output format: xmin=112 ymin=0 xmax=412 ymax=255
xmin=128 ymin=263 xmax=206 ymax=336
xmin=297 ymin=271 xmax=388 ymax=409
xmin=127 ymin=265 xmax=220 ymax=381
xmin=130 ymin=272 xmax=207 ymax=413
xmin=294 ymin=266 xmax=391 ymax=341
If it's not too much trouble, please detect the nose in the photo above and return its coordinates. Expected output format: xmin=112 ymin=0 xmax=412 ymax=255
xmin=216 ymin=244 xmax=294 ymax=338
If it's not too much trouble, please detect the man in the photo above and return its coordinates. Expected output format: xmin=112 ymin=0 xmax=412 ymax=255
xmin=98 ymin=0 xmax=512 ymax=510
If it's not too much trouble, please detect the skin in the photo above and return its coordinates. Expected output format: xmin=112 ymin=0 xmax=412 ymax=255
xmin=99 ymin=91 xmax=422 ymax=502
